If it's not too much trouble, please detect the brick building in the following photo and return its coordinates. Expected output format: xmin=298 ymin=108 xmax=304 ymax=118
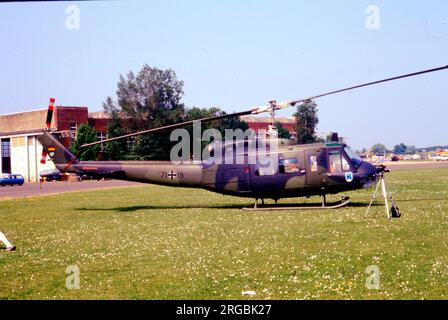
xmin=0 ymin=106 xmax=109 ymax=182
xmin=240 ymin=116 xmax=296 ymax=139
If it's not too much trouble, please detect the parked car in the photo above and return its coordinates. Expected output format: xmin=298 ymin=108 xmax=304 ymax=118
xmin=0 ymin=174 xmax=25 ymax=186
xmin=390 ymin=155 xmax=399 ymax=162
xmin=40 ymin=169 xmax=86 ymax=182
xmin=39 ymin=169 xmax=62 ymax=182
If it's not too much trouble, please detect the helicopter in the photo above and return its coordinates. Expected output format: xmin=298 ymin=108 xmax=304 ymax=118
xmin=38 ymin=65 xmax=447 ymax=210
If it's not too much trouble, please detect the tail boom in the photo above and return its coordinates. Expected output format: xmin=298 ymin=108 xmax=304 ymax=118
xmin=38 ymin=131 xmax=78 ymax=172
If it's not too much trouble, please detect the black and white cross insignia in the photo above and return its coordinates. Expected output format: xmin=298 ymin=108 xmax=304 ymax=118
xmin=167 ymin=171 xmax=177 ymax=180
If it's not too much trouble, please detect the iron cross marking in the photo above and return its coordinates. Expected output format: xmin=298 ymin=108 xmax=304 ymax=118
xmin=167 ymin=171 xmax=177 ymax=180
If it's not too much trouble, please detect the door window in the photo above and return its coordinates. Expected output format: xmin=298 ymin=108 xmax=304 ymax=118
xmin=308 ymin=155 xmax=318 ymax=172
xmin=279 ymin=158 xmax=300 ymax=174
xmin=329 ymin=151 xmax=342 ymax=173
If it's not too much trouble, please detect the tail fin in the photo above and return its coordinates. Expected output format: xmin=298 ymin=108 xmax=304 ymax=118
xmin=38 ymin=131 xmax=78 ymax=171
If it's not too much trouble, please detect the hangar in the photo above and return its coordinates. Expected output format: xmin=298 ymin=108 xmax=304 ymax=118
xmin=0 ymin=107 xmax=108 ymax=182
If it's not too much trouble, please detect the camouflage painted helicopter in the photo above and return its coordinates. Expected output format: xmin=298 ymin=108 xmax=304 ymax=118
xmin=38 ymin=65 xmax=447 ymax=209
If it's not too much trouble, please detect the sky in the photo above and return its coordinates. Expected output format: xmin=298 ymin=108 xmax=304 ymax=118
xmin=0 ymin=0 xmax=447 ymax=150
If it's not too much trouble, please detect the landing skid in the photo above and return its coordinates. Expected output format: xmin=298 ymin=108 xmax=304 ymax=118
xmin=243 ymin=196 xmax=350 ymax=211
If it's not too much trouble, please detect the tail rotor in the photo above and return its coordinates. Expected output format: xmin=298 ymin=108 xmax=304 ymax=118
xmin=45 ymin=98 xmax=55 ymax=130
xmin=40 ymin=98 xmax=56 ymax=165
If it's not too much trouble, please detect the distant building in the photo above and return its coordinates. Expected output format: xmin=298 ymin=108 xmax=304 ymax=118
xmin=240 ymin=116 xmax=296 ymax=139
xmin=0 ymin=107 xmax=109 ymax=182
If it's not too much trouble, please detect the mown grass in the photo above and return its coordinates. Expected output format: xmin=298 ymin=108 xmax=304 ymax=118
xmin=0 ymin=168 xmax=447 ymax=300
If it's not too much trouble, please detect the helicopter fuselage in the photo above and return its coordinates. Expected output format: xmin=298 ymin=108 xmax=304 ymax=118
xmin=39 ymin=131 xmax=378 ymax=200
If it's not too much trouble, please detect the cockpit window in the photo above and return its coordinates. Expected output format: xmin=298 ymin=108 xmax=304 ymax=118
xmin=342 ymin=157 xmax=350 ymax=171
xmin=329 ymin=150 xmax=352 ymax=172
xmin=344 ymin=147 xmax=363 ymax=169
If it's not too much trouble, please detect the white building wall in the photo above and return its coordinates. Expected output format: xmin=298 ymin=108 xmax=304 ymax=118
xmin=10 ymin=137 xmax=27 ymax=179
xmin=8 ymin=134 xmax=56 ymax=182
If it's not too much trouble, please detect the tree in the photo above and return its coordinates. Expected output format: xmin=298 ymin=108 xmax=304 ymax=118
xmin=101 ymin=97 xmax=133 ymax=160
xmin=274 ymin=122 xmax=291 ymax=139
xmin=185 ymin=107 xmax=249 ymax=133
xmin=371 ymin=143 xmax=388 ymax=156
xmin=70 ymin=123 xmax=100 ymax=160
xmin=102 ymin=64 xmax=251 ymax=161
xmin=393 ymin=143 xmax=407 ymax=155
xmin=103 ymin=65 xmax=185 ymax=160
xmin=184 ymin=107 xmax=250 ymax=159
xmin=294 ymin=100 xmax=319 ymax=144
xmin=219 ymin=113 xmax=249 ymax=134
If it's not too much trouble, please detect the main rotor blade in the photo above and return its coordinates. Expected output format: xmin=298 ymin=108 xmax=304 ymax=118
xmin=289 ymin=64 xmax=448 ymax=106
xmin=81 ymin=64 xmax=448 ymax=149
xmin=80 ymin=110 xmax=252 ymax=149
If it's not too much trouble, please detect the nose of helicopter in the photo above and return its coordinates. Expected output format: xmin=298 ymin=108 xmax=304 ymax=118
xmin=358 ymin=161 xmax=378 ymax=188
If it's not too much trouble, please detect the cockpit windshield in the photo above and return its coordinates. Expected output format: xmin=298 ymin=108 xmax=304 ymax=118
xmin=344 ymin=147 xmax=363 ymax=169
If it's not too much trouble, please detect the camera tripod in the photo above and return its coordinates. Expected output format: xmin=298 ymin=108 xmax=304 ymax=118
xmin=364 ymin=170 xmax=398 ymax=220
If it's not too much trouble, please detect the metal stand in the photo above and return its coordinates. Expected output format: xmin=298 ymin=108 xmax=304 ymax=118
xmin=364 ymin=172 xmax=394 ymax=220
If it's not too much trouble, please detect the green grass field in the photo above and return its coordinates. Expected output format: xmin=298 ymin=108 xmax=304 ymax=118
xmin=1 ymin=168 xmax=448 ymax=300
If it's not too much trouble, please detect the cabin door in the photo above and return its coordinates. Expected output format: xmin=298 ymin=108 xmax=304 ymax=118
xmin=305 ymin=150 xmax=325 ymax=187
